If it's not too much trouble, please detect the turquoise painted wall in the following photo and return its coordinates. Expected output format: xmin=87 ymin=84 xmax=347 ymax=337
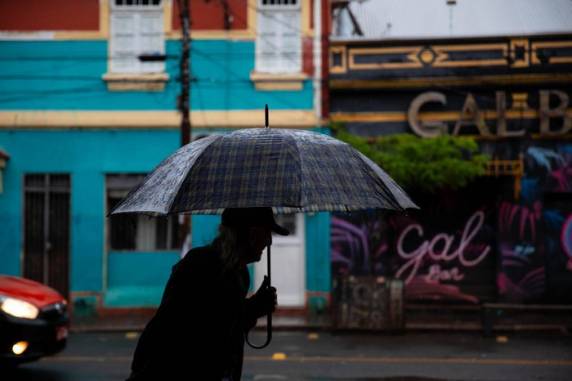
xmin=0 ymin=40 xmax=313 ymax=111
xmin=0 ymin=129 xmax=180 ymax=295
xmin=191 ymin=215 xmax=221 ymax=248
xmin=305 ymin=212 xmax=331 ymax=293
xmin=0 ymin=37 xmax=328 ymax=309
xmin=106 ymin=251 xmax=180 ymax=307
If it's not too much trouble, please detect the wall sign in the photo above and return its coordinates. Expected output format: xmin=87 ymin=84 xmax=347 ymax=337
xmin=408 ymin=90 xmax=571 ymax=138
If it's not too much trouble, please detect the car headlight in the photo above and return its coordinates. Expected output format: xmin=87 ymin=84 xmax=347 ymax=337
xmin=0 ymin=296 xmax=40 ymax=319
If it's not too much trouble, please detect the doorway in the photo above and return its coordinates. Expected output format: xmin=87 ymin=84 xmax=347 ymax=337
xmin=255 ymin=213 xmax=306 ymax=307
xmin=23 ymin=174 xmax=71 ymax=298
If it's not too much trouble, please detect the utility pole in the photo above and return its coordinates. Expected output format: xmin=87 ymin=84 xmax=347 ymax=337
xmin=178 ymin=0 xmax=191 ymax=146
xmin=178 ymin=0 xmax=191 ymax=251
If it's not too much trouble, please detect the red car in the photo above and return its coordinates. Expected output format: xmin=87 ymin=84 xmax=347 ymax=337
xmin=0 ymin=275 xmax=69 ymax=365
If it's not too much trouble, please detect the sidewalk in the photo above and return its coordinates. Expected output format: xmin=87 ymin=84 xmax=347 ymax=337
xmin=70 ymin=306 xmax=571 ymax=334
xmin=71 ymin=310 xmax=327 ymax=333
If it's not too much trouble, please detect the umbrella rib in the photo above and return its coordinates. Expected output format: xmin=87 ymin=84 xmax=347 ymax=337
xmin=352 ymin=150 xmax=407 ymax=211
xmin=291 ymin=132 xmax=305 ymax=208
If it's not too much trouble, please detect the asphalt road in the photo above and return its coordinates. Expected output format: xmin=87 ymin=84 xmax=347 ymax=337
xmin=3 ymin=330 xmax=572 ymax=381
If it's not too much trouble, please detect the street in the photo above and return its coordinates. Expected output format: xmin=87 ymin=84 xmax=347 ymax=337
xmin=3 ymin=330 xmax=571 ymax=381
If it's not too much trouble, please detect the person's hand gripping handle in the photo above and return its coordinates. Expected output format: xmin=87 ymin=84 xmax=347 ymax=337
xmin=253 ymin=276 xmax=277 ymax=316
xmin=246 ymin=275 xmax=276 ymax=349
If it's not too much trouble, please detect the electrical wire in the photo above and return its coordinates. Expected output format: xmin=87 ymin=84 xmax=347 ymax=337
xmin=0 ymin=1 xmax=560 ymax=108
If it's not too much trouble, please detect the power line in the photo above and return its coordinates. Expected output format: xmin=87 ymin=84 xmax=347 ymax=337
xmin=190 ymin=48 xmax=308 ymax=110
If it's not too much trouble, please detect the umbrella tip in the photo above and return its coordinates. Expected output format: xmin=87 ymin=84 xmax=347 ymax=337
xmin=265 ymin=104 xmax=269 ymax=128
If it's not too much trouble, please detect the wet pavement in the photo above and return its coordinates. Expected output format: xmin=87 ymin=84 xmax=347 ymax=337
xmin=2 ymin=330 xmax=571 ymax=381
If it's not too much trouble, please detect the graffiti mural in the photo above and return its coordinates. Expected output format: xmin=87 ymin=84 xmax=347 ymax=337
xmin=497 ymin=201 xmax=546 ymax=302
xmin=498 ymin=143 xmax=572 ymax=303
xmin=332 ymin=182 xmax=499 ymax=304
xmin=332 ymin=143 xmax=572 ymax=305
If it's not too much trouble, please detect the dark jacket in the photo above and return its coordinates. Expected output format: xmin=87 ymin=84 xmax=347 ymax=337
xmin=126 ymin=244 xmax=258 ymax=381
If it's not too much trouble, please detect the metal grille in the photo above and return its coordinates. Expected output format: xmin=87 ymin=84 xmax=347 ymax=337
xmin=23 ymin=174 xmax=70 ymax=298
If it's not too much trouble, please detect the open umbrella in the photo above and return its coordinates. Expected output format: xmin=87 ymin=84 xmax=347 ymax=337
xmin=110 ymin=107 xmax=418 ymax=347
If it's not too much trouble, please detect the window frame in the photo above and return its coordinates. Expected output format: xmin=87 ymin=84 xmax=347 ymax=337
xmin=106 ymin=174 xmax=180 ymax=252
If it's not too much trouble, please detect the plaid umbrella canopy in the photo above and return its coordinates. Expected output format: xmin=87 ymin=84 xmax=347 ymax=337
xmin=109 ymin=126 xmax=418 ymax=349
xmin=110 ymin=128 xmax=418 ymax=216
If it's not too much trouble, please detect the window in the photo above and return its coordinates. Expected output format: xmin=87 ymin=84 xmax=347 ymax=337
xmin=110 ymin=0 xmax=164 ymax=74
xmin=106 ymin=175 xmax=181 ymax=251
xmin=256 ymin=0 xmax=301 ymax=73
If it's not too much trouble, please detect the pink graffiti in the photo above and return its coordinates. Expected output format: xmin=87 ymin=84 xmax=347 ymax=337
xmin=406 ymin=276 xmax=479 ymax=303
xmin=426 ymin=264 xmax=464 ymax=282
xmin=497 ymin=268 xmax=545 ymax=302
xmin=549 ymin=165 xmax=572 ymax=192
xmin=498 ymin=201 xmax=541 ymax=240
xmin=396 ymin=211 xmax=491 ymax=284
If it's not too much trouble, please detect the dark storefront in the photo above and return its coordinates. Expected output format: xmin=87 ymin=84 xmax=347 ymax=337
xmin=329 ymin=34 xmax=572 ymax=317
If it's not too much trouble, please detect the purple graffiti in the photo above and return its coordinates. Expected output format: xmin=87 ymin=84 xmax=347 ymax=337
xmin=331 ymin=217 xmax=372 ymax=274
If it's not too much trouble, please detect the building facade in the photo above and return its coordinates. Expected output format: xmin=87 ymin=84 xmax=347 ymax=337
xmin=0 ymin=0 xmax=331 ymax=317
xmin=329 ymin=0 xmax=572 ymax=317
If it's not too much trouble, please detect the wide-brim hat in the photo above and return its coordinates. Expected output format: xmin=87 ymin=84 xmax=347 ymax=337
xmin=221 ymin=207 xmax=290 ymax=236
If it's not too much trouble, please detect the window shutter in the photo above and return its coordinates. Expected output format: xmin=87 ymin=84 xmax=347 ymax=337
xmin=256 ymin=10 xmax=279 ymax=73
xmin=110 ymin=4 xmax=165 ymax=74
xmin=256 ymin=5 xmax=301 ymax=73
xmin=279 ymin=10 xmax=301 ymax=73
xmin=138 ymin=10 xmax=165 ymax=73
xmin=110 ymin=12 xmax=138 ymax=73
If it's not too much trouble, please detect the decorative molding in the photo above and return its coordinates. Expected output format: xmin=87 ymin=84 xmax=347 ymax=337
xmin=250 ymin=72 xmax=308 ymax=91
xmin=330 ymin=46 xmax=347 ymax=74
xmin=509 ymin=38 xmax=530 ymax=68
xmin=330 ymin=73 xmax=572 ymax=89
xmin=102 ymin=73 xmax=170 ymax=91
xmin=348 ymin=46 xmax=423 ymax=70
xmin=531 ymin=41 xmax=572 ymax=65
xmin=331 ymin=38 xmax=572 ymax=72
xmin=432 ymin=43 xmax=507 ymax=68
xmin=0 ymin=110 xmax=320 ymax=129
xmin=330 ymin=109 xmax=572 ymax=123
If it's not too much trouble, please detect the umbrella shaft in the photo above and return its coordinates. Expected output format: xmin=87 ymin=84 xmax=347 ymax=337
xmin=267 ymin=245 xmax=271 ymax=286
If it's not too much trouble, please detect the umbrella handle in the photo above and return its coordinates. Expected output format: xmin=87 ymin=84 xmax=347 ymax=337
xmin=245 ymin=246 xmax=272 ymax=349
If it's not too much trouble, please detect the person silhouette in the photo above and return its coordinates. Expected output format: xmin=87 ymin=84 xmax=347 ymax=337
xmin=126 ymin=207 xmax=289 ymax=381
